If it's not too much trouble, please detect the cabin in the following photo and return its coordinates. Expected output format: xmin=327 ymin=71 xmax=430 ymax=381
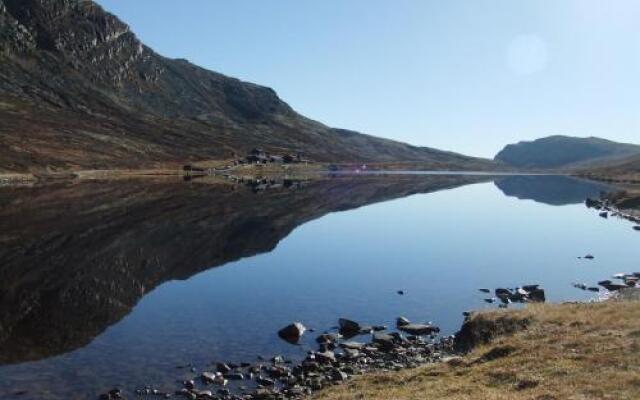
xmin=246 ymin=148 xmax=270 ymax=164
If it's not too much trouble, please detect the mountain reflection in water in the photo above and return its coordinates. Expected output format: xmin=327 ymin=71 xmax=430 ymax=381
xmin=494 ymin=175 xmax=614 ymax=206
xmin=0 ymin=174 xmax=487 ymax=365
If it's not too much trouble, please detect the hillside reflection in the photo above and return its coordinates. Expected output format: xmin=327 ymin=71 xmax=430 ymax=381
xmin=0 ymin=174 xmax=487 ymax=364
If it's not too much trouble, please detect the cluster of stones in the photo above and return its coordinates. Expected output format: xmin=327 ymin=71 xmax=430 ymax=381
xmin=102 ymin=317 xmax=452 ymax=400
xmin=596 ymin=273 xmax=640 ymax=292
xmin=586 ymin=197 xmax=640 ymax=230
xmin=478 ymin=285 xmax=546 ymax=307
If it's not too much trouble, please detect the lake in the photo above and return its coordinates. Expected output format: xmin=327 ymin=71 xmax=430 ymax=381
xmin=0 ymin=174 xmax=637 ymax=400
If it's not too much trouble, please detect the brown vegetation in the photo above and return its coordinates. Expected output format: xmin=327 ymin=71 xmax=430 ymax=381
xmin=314 ymin=299 xmax=640 ymax=400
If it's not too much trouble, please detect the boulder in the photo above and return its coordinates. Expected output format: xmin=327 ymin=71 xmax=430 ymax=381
xmin=316 ymin=333 xmax=342 ymax=344
xmin=216 ymin=362 xmax=232 ymax=373
xmin=340 ymin=341 xmax=365 ymax=350
xmin=256 ymin=377 xmax=275 ymax=386
xmin=396 ymin=316 xmax=411 ymax=327
xmin=338 ymin=318 xmax=361 ymax=334
xmin=224 ymin=373 xmax=244 ymax=380
xmin=201 ymin=372 xmax=226 ymax=386
xmin=495 ymin=288 xmax=512 ymax=300
xmin=602 ymin=283 xmax=628 ymax=291
xmin=331 ymin=369 xmax=348 ymax=382
xmin=372 ymin=332 xmax=396 ymax=348
xmin=315 ymin=350 xmax=337 ymax=364
xmin=278 ymin=322 xmax=306 ymax=343
xmin=527 ymin=288 xmax=546 ymax=302
xmin=585 ymin=198 xmax=602 ymax=209
xmin=398 ymin=324 xmax=440 ymax=336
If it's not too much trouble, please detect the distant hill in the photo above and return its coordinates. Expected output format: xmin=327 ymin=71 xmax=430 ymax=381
xmin=495 ymin=136 xmax=640 ymax=169
xmin=578 ymin=154 xmax=640 ymax=183
xmin=0 ymin=0 xmax=492 ymax=173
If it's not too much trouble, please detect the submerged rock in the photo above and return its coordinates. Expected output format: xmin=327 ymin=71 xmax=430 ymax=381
xmin=573 ymin=283 xmax=588 ymax=290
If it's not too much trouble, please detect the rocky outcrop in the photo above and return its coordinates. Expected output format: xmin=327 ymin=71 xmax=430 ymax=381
xmin=454 ymin=312 xmax=530 ymax=353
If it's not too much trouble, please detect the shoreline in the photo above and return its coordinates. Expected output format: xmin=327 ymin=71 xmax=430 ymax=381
xmin=0 ymin=165 xmax=562 ymax=188
xmin=95 ymin=288 xmax=640 ymax=400
xmin=98 ymin=279 xmax=640 ymax=400
xmin=313 ymin=294 xmax=640 ymax=400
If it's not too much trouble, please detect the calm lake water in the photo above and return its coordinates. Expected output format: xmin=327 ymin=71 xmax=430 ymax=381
xmin=0 ymin=174 xmax=638 ymax=399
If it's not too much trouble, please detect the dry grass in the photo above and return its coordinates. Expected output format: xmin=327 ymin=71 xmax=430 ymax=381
xmin=314 ymin=300 xmax=640 ymax=400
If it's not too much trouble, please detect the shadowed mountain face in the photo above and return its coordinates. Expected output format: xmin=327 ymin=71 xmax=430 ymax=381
xmin=0 ymin=175 xmax=488 ymax=364
xmin=0 ymin=0 xmax=491 ymax=172
xmin=495 ymin=136 xmax=640 ymax=169
xmin=494 ymin=175 xmax=613 ymax=206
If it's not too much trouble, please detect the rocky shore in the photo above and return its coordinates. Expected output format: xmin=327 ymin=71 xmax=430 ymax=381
xmin=96 ymin=262 xmax=640 ymax=400
xmin=585 ymin=191 xmax=640 ymax=229
xmin=98 ymin=279 xmax=639 ymax=400
xmin=99 ymin=316 xmax=456 ymax=400
xmin=313 ymin=292 xmax=640 ymax=400
xmin=96 ymin=285 xmax=554 ymax=400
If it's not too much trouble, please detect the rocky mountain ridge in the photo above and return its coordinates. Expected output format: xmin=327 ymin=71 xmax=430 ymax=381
xmin=0 ymin=0 xmax=493 ymax=172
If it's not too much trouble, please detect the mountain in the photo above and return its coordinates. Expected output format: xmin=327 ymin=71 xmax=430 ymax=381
xmin=0 ymin=0 xmax=492 ymax=173
xmin=495 ymin=136 xmax=640 ymax=169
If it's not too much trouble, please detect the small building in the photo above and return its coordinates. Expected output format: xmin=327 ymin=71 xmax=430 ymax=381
xmin=246 ymin=148 xmax=270 ymax=164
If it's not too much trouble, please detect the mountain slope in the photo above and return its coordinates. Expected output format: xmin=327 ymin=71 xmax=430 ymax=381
xmin=0 ymin=0 xmax=491 ymax=172
xmin=578 ymin=154 xmax=640 ymax=184
xmin=495 ymin=136 xmax=640 ymax=169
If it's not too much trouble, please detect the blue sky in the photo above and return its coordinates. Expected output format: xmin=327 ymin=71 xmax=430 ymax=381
xmin=96 ymin=0 xmax=639 ymax=157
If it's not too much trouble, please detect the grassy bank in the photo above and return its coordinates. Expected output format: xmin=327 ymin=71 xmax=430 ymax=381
xmin=314 ymin=297 xmax=640 ymax=400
